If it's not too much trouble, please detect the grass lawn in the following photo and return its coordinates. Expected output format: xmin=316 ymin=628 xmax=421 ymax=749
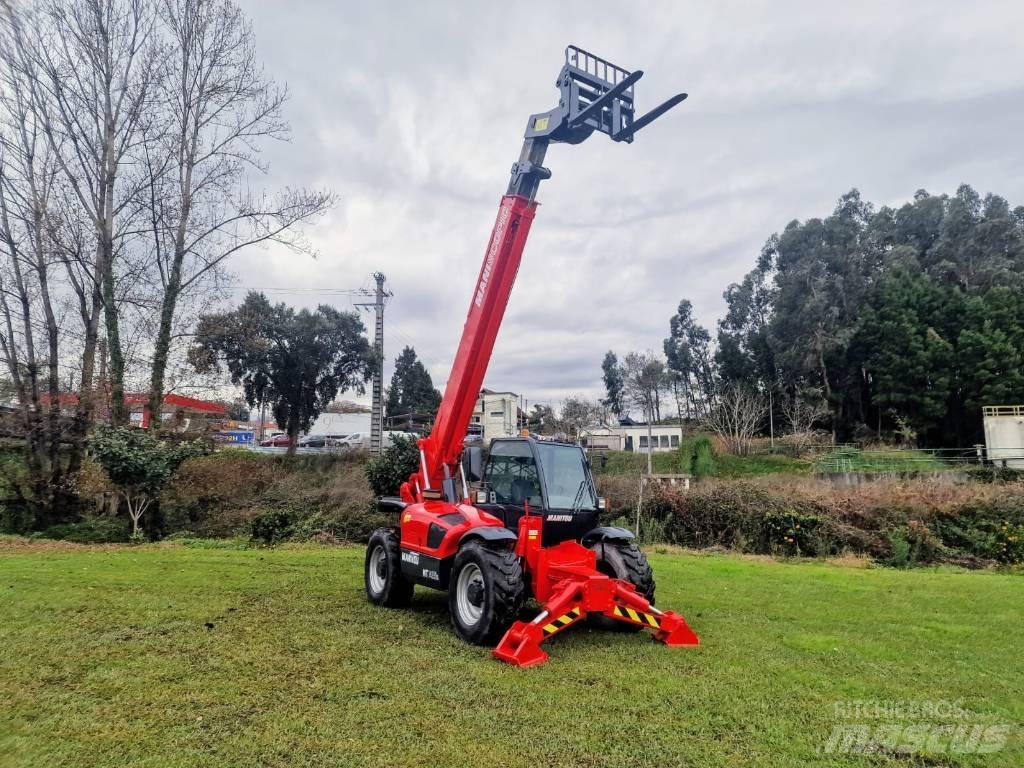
xmin=814 ymin=447 xmax=952 ymax=474
xmin=1 ymin=540 xmax=1021 ymax=767
xmin=599 ymin=444 xmax=810 ymax=479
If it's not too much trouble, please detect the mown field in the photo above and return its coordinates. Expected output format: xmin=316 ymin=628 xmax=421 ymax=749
xmin=1 ymin=540 xmax=1021 ymax=767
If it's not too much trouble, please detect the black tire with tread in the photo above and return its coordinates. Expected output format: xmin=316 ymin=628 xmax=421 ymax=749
xmin=588 ymin=540 xmax=655 ymax=631
xmin=448 ymin=541 xmax=525 ymax=646
xmin=364 ymin=528 xmax=414 ymax=607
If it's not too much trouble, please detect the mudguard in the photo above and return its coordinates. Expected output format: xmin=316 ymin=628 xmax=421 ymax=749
xmin=459 ymin=526 xmax=517 ymax=549
xmin=377 ymin=496 xmax=407 ymax=515
xmin=581 ymin=526 xmax=635 ymax=546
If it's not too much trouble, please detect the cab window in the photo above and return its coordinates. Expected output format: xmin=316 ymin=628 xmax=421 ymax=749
xmin=484 ymin=441 xmax=542 ymax=507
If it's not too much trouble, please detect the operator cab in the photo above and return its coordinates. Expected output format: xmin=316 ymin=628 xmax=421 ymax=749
xmin=467 ymin=437 xmax=602 ymax=546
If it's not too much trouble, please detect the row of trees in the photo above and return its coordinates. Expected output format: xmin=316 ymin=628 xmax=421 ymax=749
xmin=718 ymin=186 xmax=1024 ymax=445
xmin=0 ymin=0 xmax=327 ymax=524
xmin=601 ymin=185 xmax=1024 ymax=448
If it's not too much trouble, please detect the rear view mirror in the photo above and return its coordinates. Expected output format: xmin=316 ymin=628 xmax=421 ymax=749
xmin=463 ymin=446 xmax=484 ymax=482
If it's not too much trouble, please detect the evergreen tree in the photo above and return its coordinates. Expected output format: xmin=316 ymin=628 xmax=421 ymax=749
xmin=386 ymin=346 xmax=442 ymax=417
xmin=600 ymin=351 xmax=625 ymax=418
xmin=854 ymin=269 xmax=955 ymax=442
xmin=190 ymin=293 xmax=373 ymax=454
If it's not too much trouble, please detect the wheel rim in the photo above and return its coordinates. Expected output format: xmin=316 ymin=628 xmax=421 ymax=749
xmin=455 ymin=562 xmax=485 ymax=626
xmin=368 ymin=545 xmax=387 ymax=595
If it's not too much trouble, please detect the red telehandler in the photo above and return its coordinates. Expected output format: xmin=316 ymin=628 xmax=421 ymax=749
xmin=364 ymin=46 xmax=698 ymax=667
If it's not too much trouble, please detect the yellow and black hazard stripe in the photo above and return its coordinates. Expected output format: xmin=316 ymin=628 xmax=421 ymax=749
xmin=612 ymin=605 xmax=661 ymax=629
xmin=542 ymin=606 xmax=583 ymax=637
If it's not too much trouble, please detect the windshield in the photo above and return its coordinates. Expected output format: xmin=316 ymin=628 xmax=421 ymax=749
xmin=536 ymin=443 xmax=596 ymax=510
xmin=484 ymin=440 xmax=543 ymax=507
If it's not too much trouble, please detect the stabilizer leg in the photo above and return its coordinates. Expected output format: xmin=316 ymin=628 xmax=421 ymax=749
xmin=493 ymin=581 xmax=584 ymax=668
xmin=492 ymin=574 xmax=698 ymax=667
xmin=604 ymin=581 xmax=700 ymax=646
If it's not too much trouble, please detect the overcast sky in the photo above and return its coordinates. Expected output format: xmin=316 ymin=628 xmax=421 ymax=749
xmin=228 ymin=0 xmax=1024 ymax=409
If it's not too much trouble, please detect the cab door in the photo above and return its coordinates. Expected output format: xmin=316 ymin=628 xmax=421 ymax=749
xmin=476 ymin=439 xmax=543 ymax=530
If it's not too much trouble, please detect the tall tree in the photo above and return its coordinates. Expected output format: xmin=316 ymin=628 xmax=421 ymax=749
xmin=853 ymin=268 xmax=954 ymax=443
xmin=385 ymin=346 xmax=441 ymax=417
xmin=142 ymin=0 xmax=331 ymax=428
xmin=716 ymin=244 xmax=777 ymax=390
xmin=189 ymin=292 xmax=373 ymax=454
xmin=768 ymin=190 xmax=882 ymax=432
xmin=0 ymin=24 xmax=68 ymax=526
xmin=600 ymin=350 xmax=625 ymax=419
xmin=15 ymin=0 xmax=160 ymax=425
xmin=622 ymin=352 xmax=667 ymax=424
xmin=664 ymin=299 xmax=716 ymax=421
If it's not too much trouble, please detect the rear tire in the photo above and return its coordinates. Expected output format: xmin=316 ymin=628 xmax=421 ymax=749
xmin=588 ymin=540 xmax=655 ymax=632
xmin=449 ymin=541 xmax=524 ymax=646
xmin=364 ymin=528 xmax=414 ymax=607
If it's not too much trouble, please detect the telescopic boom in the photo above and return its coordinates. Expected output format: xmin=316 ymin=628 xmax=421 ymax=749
xmin=406 ymin=46 xmax=687 ymax=503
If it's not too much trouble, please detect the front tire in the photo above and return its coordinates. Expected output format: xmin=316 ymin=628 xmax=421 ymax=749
xmin=588 ymin=540 xmax=655 ymax=631
xmin=449 ymin=541 xmax=524 ymax=646
xmin=365 ymin=528 xmax=414 ymax=607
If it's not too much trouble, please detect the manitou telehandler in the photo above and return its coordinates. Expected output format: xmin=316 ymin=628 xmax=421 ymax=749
xmin=364 ymin=45 xmax=698 ymax=667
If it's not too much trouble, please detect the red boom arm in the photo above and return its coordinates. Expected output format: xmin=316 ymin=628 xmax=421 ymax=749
xmin=413 ymin=195 xmax=537 ymax=495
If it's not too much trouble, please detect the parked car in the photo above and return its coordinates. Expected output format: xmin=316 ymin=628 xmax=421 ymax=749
xmin=336 ymin=432 xmax=368 ymax=452
xmin=335 ymin=431 xmax=407 ymax=452
xmin=259 ymin=434 xmax=290 ymax=447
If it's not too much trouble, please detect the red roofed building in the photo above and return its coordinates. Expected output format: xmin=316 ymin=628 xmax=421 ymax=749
xmin=44 ymin=392 xmax=227 ymax=430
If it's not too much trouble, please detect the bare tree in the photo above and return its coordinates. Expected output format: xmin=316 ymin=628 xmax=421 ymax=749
xmin=140 ymin=0 xmax=332 ymax=428
xmin=551 ymin=395 xmax=603 ymax=441
xmin=780 ymin=386 xmax=828 ymax=453
xmin=0 ymin=12 xmax=78 ymax=523
xmin=622 ymin=352 xmax=669 ymax=473
xmin=14 ymin=0 xmax=159 ymax=425
xmin=622 ymin=352 xmax=667 ymax=424
xmin=703 ymin=382 xmax=767 ymax=456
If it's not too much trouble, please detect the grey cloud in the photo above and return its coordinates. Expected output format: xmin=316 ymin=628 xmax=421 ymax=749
xmin=230 ymin=0 xmax=1024 ymax=408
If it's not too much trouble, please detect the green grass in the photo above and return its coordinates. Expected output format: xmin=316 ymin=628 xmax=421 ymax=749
xmin=711 ymin=452 xmax=810 ymax=478
xmin=815 ymin=447 xmax=952 ymax=474
xmin=1 ymin=541 xmax=1021 ymax=767
xmin=599 ymin=440 xmax=810 ymax=479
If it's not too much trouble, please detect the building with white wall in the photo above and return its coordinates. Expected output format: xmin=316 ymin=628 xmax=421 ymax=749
xmin=580 ymin=422 xmax=684 ymax=453
xmin=470 ymin=389 xmax=519 ymax=442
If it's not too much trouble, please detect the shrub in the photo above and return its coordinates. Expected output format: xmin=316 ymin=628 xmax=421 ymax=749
xmin=364 ymin=434 xmax=419 ymax=496
xmin=762 ymin=509 xmax=820 ymax=555
xmin=994 ymin=521 xmax=1024 ymax=565
xmin=291 ymin=500 xmax=390 ymax=543
xmin=691 ymin=436 xmax=716 ymax=478
xmin=595 ymin=473 xmax=641 ymax=520
xmin=34 ymin=515 xmax=129 ymax=543
xmin=250 ymin=509 xmax=295 ymax=545
xmin=885 ymin=521 xmax=944 ymax=567
xmin=159 ymin=450 xmax=376 ymax=541
xmin=89 ymin=426 xmax=208 ymax=537
xmin=887 ymin=528 xmax=912 ymax=568
xmin=966 ymin=466 xmax=1024 ymax=484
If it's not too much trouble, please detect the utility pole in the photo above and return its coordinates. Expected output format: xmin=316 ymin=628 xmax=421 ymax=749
xmin=356 ymin=273 xmax=392 ymax=455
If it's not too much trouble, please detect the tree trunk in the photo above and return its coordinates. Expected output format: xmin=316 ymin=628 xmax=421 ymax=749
xmin=100 ymin=233 xmax=127 ymax=425
xmin=146 ymin=283 xmax=181 ymax=430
